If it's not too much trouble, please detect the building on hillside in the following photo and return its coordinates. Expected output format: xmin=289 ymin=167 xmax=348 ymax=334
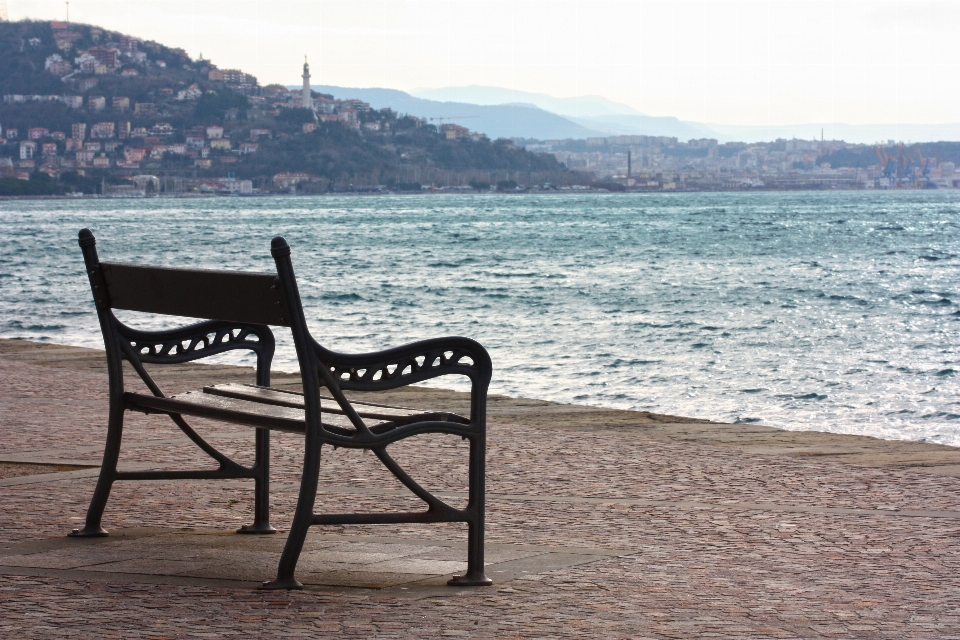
xmin=210 ymin=139 xmax=231 ymax=150
xmin=20 ymin=141 xmax=37 ymax=159
xmin=88 ymin=95 xmax=106 ymax=110
xmin=150 ymin=123 xmax=175 ymax=137
xmin=177 ymin=84 xmax=202 ymax=101
xmin=86 ymin=46 xmax=119 ymax=68
xmin=75 ymin=53 xmax=97 ymax=73
xmin=91 ymin=122 xmax=115 ymax=139
xmin=340 ymin=99 xmax=370 ymax=112
xmin=28 ymin=127 xmax=50 ymax=140
xmin=313 ymin=98 xmax=335 ymax=114
xmin=41 ymin=143 xmax=58 ymax=156
xmin=117 ymin=121 xmax=131 ymax=138
xmin=45 ymin=54 xmax=72 ymax=75
xmin=206 ymin=126 xmax=224 ymax=139
xmin=53 ymin=30 xmax=82 ymax=51
xmin=219 ymin=69 xmax=256 ymax=90
xmin=112 ymin=96 xmax=130 ymax=110
xmin=440 ymin=124 xmax=470 ymax=140
xmin=134 ymin=103 xmax=155 ymax=115
xmin=118 ymin=36 xmax=140 ymax=54
xmin=186 ymin=133 xmax=205 ymax=149
xmin=273 ymin=172 xmax=310 ymax=189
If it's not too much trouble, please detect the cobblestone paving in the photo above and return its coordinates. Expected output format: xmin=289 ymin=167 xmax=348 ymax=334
xmin=3 ymin=350 xmax=960 ymax=637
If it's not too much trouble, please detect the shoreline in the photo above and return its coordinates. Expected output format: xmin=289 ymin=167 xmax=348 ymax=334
xmin=3 ymin=337 xmax=960 ymax=476
xmin=2 ymin=186 xmax=952 ymax=202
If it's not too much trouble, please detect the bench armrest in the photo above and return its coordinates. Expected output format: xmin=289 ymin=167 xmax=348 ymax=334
xmin=116 ymin=319 xmax=276 ymax=367
xmin=314 ymin=336 xmax=491 ymax=393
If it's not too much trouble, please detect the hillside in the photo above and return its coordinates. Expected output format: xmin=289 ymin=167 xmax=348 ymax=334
xmin=309 ymin=86 xmax=604 ymax=141
xmin=0 ymin=20 xmax=576 ymax=195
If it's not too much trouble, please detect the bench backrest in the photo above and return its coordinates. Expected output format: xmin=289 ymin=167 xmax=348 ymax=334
xmin=99 ymin=262 xmax=288 ymax=326
xmin=78 ymin=229 xmax=288 ymax=327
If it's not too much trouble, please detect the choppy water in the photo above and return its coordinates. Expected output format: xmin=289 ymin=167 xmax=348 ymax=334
xmin=2 ymin=192 xmax=958 ymax=444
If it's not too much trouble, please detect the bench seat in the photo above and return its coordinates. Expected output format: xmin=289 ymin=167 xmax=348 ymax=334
xmin=126 ymin=383 xmax=468 ymax=435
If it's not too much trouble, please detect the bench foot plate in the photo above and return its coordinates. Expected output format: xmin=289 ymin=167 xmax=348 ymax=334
xmin=68 ymin=526 xmax=109 ymax=538
xmin=237 ymin=523 xmax=277 ymax=535
xmin=260 ymin=577 xmax=304 ymax=590
xmin=447 ymin=572 xmax=493 ymax=587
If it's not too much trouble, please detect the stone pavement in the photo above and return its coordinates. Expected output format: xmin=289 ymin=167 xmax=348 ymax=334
xmin=2 ymin=339 xmax=960 ymax=638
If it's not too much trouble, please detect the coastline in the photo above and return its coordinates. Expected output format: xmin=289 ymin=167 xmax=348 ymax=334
xmin=1 ymin=185 xmax=941 ymax=202
xmin=4 ymin=337 xmax=959 ymax=476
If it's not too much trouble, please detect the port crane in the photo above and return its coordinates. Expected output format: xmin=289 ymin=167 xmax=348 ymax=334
xmin=428 ymin=116 xmax=478 ymax=126
xmin=875 ymin=145 xmax=897 ymax=182
xmin=874 ymin=143 xmax=939 ymax=188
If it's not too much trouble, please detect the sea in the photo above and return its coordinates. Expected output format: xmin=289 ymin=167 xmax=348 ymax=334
xmin=2 ymin=191 xmax=958 ymax=445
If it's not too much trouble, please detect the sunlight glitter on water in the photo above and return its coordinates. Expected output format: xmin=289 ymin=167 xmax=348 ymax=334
xmin=2 ymin=191 xmax=958 ymax=444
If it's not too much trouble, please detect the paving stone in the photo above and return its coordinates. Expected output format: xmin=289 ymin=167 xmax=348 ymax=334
xmin=4 ymin=343 xmax=960 ymax=638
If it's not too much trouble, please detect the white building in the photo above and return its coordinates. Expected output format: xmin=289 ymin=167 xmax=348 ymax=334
xmin=301 ymin=57 xmax=312 ymax=110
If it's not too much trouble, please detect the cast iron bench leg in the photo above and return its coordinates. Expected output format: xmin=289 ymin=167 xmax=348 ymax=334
xmin=260 ymin=437 xmax=323 ymax=589
xmin=238 ymin=429 xmax=276 ymax=534
xmin=448 ymin=433 xmax=492 ymax=586
xmin=68 ymin=397 xmax=124 ymax=537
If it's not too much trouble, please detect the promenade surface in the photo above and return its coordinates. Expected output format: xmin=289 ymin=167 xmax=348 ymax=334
xmin=2 ymin=338 xmax=960 ymax=638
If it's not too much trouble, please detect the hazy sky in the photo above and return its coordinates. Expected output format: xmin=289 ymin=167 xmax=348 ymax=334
xmin=11 ymin=0 xmax=960 ymax=126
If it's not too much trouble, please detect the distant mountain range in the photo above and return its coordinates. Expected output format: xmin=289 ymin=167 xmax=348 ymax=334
xmin=311 ymin=86 xmax=601 ymax=140
xmin=311 ymin=84 xmax=960 ymax=145
xmin=411 ymin=86 xmax=642 ymax=118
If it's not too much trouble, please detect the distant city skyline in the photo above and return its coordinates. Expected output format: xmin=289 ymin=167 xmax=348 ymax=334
xmin=9 ymin=0 xmax=960 ymax=127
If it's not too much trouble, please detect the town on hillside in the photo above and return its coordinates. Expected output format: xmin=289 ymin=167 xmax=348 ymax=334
xmin=0 ymin=19 xmax=957 ymax=196
xmin=0 ymin=20 xmax=570 ymax=196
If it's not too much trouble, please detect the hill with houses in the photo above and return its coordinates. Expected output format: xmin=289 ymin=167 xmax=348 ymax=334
xmin=0 ymin=20 xmax=575 ymax=196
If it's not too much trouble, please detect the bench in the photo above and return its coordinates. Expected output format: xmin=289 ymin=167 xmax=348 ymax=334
xmin=71 ymin=229 xmax=493 ymax=589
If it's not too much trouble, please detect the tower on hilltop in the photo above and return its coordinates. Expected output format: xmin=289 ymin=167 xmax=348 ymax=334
xmin=301 ymin=56 xmax=312 ymax=110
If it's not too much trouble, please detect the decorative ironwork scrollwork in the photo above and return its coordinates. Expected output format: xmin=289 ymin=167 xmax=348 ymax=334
xmin=328 ymin=347 xmax=477 ymax=385
xmin=129 ymin=325 xmax=262 ymax=359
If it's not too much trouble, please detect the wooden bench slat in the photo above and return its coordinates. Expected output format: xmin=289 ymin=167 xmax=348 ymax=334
xmin=203 ymin=383 xmax=429 ymax=420
xmin=124 ymin=391 xmax=390 ymax=434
